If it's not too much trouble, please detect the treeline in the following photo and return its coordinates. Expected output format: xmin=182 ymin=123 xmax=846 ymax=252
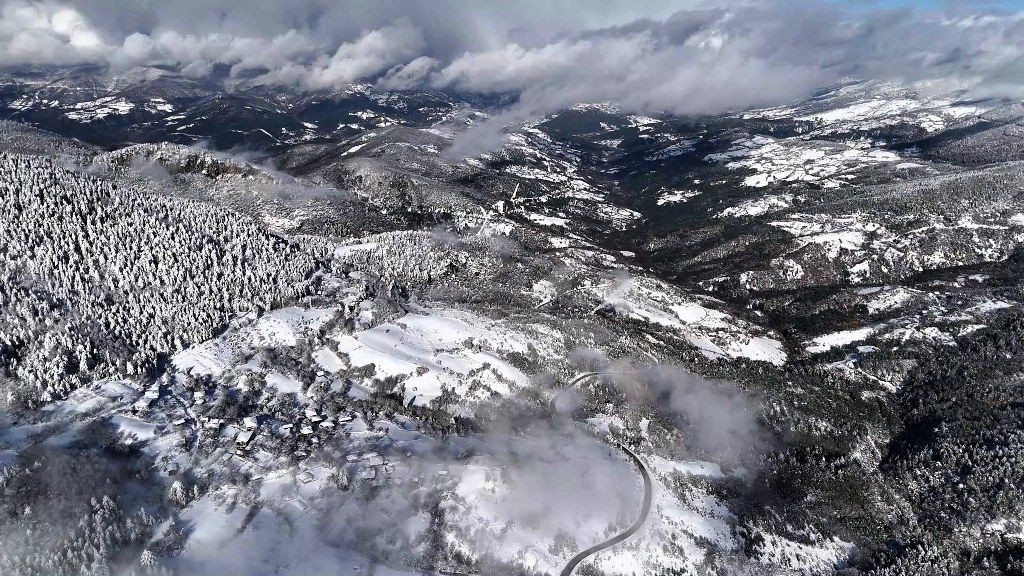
xmin=0 ymin=423 xmax=173 ymax=576
xmin=0 ymin=152 xmax=321 ymax=409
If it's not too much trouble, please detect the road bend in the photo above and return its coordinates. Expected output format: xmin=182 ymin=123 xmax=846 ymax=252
xmin=551 ymin=373 xmax=655 ymax=576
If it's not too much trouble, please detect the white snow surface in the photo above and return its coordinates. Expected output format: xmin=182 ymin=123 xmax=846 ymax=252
xmin=656 ymin=189 xmax=701 ymax=205
xmin=597 ymin=275 xmax=787 ymax=365
xmin=806 ymin=326 xmax=877 ymax=354
xmin=795 ymin=97 xmax=984 ymax=133
xmin=333 ymin=306 xmax=535 ymax=405
xmin=860 ymin=286 xmax=922 ymax=314
xmin=173 ymin=307 xmax=339 ymax=376
xmin=751 ymin=531 xmax=855 ymax=574
xmin=706 ymin=135 xmax=900 ymax=188
xmin=720 ymin=194 xmax=795 ymax=217
xmin=649 ymin=455 xmax=724 ymax=478
xmin=64 ymin=97 xmax=135 ymax=122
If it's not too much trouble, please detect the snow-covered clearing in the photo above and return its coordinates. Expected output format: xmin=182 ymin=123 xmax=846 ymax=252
xmin=332 ymin=306 xmax=537 ymax=406
xmin=597 ymin=275 xmax=787 ymax=365
xmin=806 ymin=327 xmax=877 ymax=354
xmin=65 ymin=97 xmax=135 ymax=121
xmin=720 ymin=194 xmax=795 ymax=217
xmin=657 ymin=189 xmax=700 ymax=205
xmin=173 ymin=307 xmax=339 ymax=376
xmin=706 ymin=136 xmax=900 ymax=188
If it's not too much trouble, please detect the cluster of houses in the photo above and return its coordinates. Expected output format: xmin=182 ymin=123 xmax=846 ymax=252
xmin=346 ymin=450 xmax=388 ymax=480
xmin=125 ymin=354 xmax=412 ymax=490
xmin=132 ymin=382 xmax=163 ymax=412
xmin=225 ymin=406 xmax=398 ymax=484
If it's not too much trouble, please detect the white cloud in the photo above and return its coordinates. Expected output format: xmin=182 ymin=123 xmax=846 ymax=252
xmin=376 ymin=55 xmax=439 ymax=90
xmin=2 ymin=0 xmax=1024 ymax=154
xmin=294 ymin=19 xmax=424 ymax=89
xmin=0 ymin=1 xmax=111 ymax=65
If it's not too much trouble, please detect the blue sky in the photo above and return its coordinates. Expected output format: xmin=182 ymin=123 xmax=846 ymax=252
xmin=864 ymin=0 xmax=1024 ymax=8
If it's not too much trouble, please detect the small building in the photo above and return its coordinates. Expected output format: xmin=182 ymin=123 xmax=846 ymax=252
xmin=361 ymin=452 xmax=385 ymax=467
xmin=235 ymin=429 xmax=256 ymax=449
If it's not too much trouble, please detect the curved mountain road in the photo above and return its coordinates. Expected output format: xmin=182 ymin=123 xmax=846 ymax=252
xmin=550 ymin=372 xmax=654 ymax=576
xmin=559 ymin=441 xmax=652 ymax=576
xmin=548 ymin=371 xmax=602 ymax=412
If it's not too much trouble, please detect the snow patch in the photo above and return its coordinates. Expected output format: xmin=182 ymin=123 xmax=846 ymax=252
xmin=173 ymin=307 xmax=338 ymax=376
xmin=332 ymin=306 xmax=533 ymax=405
xmin=656 ymin=189 xmax=700 ymax=205
xmin=706 ymin=136 xmax=900 ymax=189
xmin=720 ymin=194 xmax=795 ymax=218
xmin=806 ymin=326 xmax=877 ymax=354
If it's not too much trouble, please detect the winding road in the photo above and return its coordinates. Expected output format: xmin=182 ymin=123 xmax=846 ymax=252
xmin=550 ymin=373 xmax=654 ymax=576
xmin=548 ymin=371 xmax=602 ymax=412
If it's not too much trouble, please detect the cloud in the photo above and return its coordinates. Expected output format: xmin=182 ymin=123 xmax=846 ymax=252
xmin=458 ymin=421 xmax=643 ymax=547
xmin=562 ymin=349 xmax=766 ymax=468
xmin=609 ymin=363 xmax=766 ymax=467
xmin=255 ymin=19 xmax=425 ymax=89
xmin=376 ymin=55 xmax=438 ymax=90
xmin=2 ymin=1 xmax=1024 ymax=153
xmin=0 ymin=1 xmax=110 ymax=66
xmin=434 ymin=3 xmax=1024 ymax=154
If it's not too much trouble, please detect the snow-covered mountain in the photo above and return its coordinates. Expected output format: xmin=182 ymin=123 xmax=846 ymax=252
xmin=3 ymin=66 xmax=1024 ymax=576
